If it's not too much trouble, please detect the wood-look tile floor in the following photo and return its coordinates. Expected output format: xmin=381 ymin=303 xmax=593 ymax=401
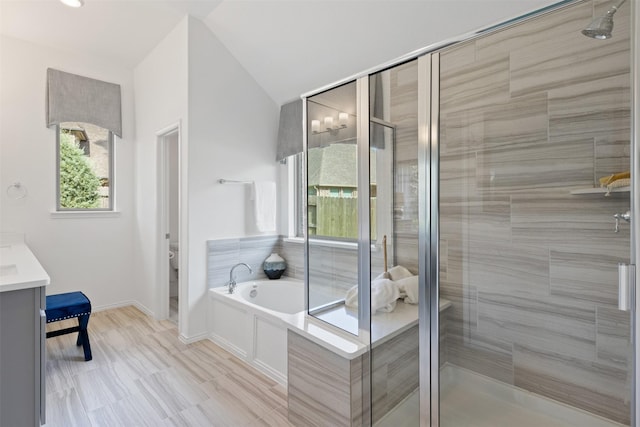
xmin=45 ymin=305 xmax=293 ymax=427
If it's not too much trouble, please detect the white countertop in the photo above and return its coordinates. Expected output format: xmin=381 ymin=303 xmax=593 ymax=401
xmin=286 ymin=298 xmax=452 ymax=360
xmin=0 ymin=235 xmax=50 ymax=292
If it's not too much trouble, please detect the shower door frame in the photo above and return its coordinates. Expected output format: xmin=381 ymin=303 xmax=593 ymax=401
xmin=632 ymin=0 xmax=639 ymax=424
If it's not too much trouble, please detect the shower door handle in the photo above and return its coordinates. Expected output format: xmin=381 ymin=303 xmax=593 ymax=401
xmin=618 ymin=263 xmax=635 ymax=311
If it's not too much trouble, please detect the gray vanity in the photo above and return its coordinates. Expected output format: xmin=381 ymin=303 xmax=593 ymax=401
xmin=0 ymin=234 xmax=49 ymax=427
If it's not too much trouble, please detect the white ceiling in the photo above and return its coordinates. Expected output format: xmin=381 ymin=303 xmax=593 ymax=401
xmin=0 ymin=0 xmax=559 ymax=105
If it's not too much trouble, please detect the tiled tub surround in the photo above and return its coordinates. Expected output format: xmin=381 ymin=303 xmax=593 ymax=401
xmin=206 ymin=235 xmax=411 ymax=310
xmin=287 ymin=301 xmax=451 ymax=427
xmin=438 ymin=1 xmax=632 ymax=424
xmin=207 ymin=236 xmax=284 ymax=287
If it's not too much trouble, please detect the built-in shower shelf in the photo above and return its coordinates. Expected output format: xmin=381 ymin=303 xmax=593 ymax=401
xmin=570 ymin=186 xmax=630 ymax=195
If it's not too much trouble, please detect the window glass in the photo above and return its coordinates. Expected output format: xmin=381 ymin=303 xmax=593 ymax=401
xmin=57 ymin=122 xmax=113 ymax=210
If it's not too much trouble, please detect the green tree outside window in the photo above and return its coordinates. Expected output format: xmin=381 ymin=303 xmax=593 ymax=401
xmin=59 ymin=132 xmax=100 ymax=208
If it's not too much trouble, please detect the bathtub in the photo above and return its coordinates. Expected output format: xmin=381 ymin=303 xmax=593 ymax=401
xmin=208 ymin=278 xmax=451 ymax=386
xmin=208 ymin=279 xmax=304 ymax=384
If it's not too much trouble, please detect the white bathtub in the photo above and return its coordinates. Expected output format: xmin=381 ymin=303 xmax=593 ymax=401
xmin=208 ymin=278 xmax=451 ymax=385
xmin=237 ymin=279 xmax=304 ymax=314
xmin=208 ymin=279 xmax=304 ymax=384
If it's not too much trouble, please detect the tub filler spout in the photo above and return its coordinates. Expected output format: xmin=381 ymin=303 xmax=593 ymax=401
xmin=228 ymin=262 xmax=252 ymax=294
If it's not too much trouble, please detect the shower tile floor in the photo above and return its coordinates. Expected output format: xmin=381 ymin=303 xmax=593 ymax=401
xmin=376 ymin=364 xmax=626 ymax=427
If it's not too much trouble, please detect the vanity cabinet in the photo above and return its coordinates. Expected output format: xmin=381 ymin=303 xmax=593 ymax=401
xmin=0 ymin=238 xmax=49 ymax=427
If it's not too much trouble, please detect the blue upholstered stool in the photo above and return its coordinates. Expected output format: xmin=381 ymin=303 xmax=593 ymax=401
xmin=45 ymin=291 xmax=92 ymax=361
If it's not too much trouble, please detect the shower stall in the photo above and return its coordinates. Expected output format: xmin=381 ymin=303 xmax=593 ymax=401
xmin=301 ymin=0 xmax=638 ymax=425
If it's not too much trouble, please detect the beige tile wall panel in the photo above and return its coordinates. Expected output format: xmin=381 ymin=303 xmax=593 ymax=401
xmin=549 ymin=249 xmax=624 ymax=305
xmin=548 ymin=74 xmax=630 ymax=142
xmin=513 ymin=344 xmax=630 ymax=425
xmin=438 ymin=1 xmax=631 ymax=422
xmin=287 ymin=330 xmax=362 ymax=426
xmin=371 ymin=325 xmax=419 ymax=423
xmin=595 ymin=131 xmax=632 ymax=182
xmin=595 ymin=305 xmax=632 ymax=370
xmin=475 ymin=3 xmax=591 ymax=61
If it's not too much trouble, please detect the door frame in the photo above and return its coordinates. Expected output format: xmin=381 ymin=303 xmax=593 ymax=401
xmin=156 ymin=122 xmax=182 ymax=323
xmin=631 ymin=0 xmax=639 ymax=424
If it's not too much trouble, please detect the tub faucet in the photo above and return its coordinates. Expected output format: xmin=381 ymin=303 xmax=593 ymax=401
xmin=228 ymin=262 xmax=252 ymax=294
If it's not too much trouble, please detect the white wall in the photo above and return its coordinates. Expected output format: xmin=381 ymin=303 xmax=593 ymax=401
xmin=0 ymin=35 xmax=136 ymax=309
xmin=185 ymin=17 xmax=279 ymax=338
xmin=133 ymin=17 xmax=279 ymax=340
xmin=133 ymin=18 xmax=189 ymax=319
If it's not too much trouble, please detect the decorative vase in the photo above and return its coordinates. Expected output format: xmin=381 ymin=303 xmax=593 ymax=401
xmin=263 ymin=253 xmax=286 ymax=280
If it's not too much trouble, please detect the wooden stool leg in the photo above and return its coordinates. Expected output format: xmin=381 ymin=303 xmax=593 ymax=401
xmin=77 ymin=314 xmax=92 ymax=361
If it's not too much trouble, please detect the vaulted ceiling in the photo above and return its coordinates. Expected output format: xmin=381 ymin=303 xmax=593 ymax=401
xmin=0 ymin=0 xmax=558 ymax=105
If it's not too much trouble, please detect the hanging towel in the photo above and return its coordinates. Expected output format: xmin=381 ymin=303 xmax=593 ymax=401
xmin=251 ymin=181 xmax=276 ymax=232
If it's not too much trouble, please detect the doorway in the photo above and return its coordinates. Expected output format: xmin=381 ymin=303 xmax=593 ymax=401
xmin=157 ymin=125 xmax=181 ymax=325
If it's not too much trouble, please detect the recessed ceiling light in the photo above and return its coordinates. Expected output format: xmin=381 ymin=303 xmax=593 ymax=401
xmin=60 ymin=0 xmax=84 ymax=8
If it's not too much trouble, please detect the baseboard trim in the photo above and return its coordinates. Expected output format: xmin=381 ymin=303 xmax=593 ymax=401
xmin=92 ymin=300 xmax=154 ymax=318
xmin=178 ymin=331 xmax=209 ymax=344
xmin=209 ymin=333 xmax=249 ymax=359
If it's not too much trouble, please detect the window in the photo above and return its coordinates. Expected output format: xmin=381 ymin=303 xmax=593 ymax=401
xmin=57 ymin=122 xmax=114 ymax=211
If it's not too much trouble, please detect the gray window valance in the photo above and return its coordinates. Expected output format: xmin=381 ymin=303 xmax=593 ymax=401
xmin=276 ymin=99 xmax=303 ymax=162
xmin=46 ymin=68 xmax=122 ymax=138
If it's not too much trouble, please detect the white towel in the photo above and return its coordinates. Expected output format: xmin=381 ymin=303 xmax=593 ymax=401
xmin=251 ymin=181 xmax=276 ymax=232
xmin=345 ymin=278 xmax=400 ymax=313
xmin=387 ymin=265 xmax=414 ymax=281
xmin=396 ymin=275 xmax=419 ymax=304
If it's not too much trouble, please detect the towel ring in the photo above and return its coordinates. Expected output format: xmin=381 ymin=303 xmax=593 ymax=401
xmin=6 ymin=182 xmax=27 ymax=200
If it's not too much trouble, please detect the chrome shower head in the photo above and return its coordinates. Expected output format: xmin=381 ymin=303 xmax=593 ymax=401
xmin=582 ymin=0 xmax=626 ymax=40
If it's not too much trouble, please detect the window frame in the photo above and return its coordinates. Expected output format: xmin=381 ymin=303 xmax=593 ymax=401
xmin=55 ymin=123 xmax=115 ymax=212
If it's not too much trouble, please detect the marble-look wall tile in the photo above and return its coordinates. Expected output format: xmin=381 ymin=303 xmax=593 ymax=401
xmin=445 ymin=329 xmax=514 ymax=385
xmin=239 ymin=235 xmax=280 ymax=278
xmin=513 ymin=344 xmax=630 ymax=425
xmin=475 ymin=2 xmax=591 ymax=61
xmin=207 ymin=239 xmax=241 ymax=288
xmin=511 ymin=193 xmax=631 ymax=247
xmin=207 ymin=236 xmax=281 ymax=288
xmin=510 ymin=21 xmax=629 ymax=98
xmin=477 ymin=292 xmax=596 ymax=360
xmin=440 ymin=108 xmax=484 ymax=155
xmin=371 ymin=325 xmax=419 ymax=423
xmin=288 ymin=331 xmax=362 ymax=426
xmin=475 ymin=139 xmax=594 ymax=192
xmin=468 ymin=242 xmax=550 ymax=296
xmin=279 ymin=240 xmax=304 ymax=280
xmin=549 ymin=249 xmax=623 ymax=305
xmin=440 ymin=151 xmax=478 ymax=198
xmin=438 ymin=1 xmax=631 ymax=422
xmin=440 ymin=55 xmax=510 ymax=112
xmin=482 ymin=92 xmax=549 ymax=150
xmin=548 ymin=74 xmax=630 ymax=142
xmin=595 ymin=131 xmax=632 ymax=184
xmin=440 ymin=41 xmax=476 ymax=74
xmin=596 ymin=305 xmax=631 ymax=370
xmin=441 ymin=195 xmax=512 ymax=244
xmin=394 ymin=234 xmax=418 ymax=274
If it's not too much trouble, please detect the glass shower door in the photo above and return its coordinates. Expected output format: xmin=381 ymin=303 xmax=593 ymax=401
xmin=437 ymin=1 xmax=633 ymax=426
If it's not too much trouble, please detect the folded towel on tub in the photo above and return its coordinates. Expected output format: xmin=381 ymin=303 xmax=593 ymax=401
xmin=396 ymin=275 xmax=419 ymax=304
xmin=345 ymin=277 xmax=400 ymax=313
